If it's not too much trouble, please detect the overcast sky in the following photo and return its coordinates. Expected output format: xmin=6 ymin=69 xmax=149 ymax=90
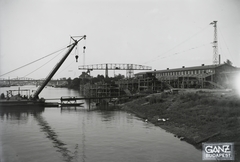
xmin=0 ymin=0 xmax=239 ymax=79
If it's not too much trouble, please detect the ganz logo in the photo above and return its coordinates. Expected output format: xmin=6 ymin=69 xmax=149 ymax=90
xmin=205 ymin=145 xmax=231 ymax=154
xmin=202 ymin=143 xmax=234 ymax=161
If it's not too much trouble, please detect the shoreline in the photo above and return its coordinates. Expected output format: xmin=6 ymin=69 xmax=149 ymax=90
xmin=121 ymin=103 xmax=203 ymax=149
xmin=120 ymin=91 xmax=240 ymax=158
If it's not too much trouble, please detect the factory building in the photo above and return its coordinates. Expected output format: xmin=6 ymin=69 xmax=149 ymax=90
xmin=135 ymin=63 xmax=238 ymax=91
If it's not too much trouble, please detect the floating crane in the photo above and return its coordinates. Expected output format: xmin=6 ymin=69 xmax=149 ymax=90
xmin=78 ymin=63 xmax=152 ymax=78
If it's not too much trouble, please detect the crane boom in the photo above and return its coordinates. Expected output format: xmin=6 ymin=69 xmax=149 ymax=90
xmin=33 ymin=35 xmax=86 ymax=99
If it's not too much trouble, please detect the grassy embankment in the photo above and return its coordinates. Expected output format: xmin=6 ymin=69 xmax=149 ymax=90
xmin=121 ymin=91 xmax=240 ymax=159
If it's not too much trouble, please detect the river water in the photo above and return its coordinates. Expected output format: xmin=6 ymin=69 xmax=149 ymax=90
xmin=0 ymin=86 xmax=205 ymax=162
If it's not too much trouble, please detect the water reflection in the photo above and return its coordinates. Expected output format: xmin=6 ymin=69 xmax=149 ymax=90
xmin=80 ymin=116 xmax=86 ymax=162
xmin=0 ymin=107 xmax=44 ymax=122
xmin=34 ymin=114 xmax=76 ymax=162
xmin=60 ymin=107 xmax=90 ymax=113
xmin=100 ymin=110 xmax=116 ymax=122
xmin=60 ymin=108 xmax=88 ymax=162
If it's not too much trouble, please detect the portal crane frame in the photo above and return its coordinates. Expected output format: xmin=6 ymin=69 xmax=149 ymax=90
xmin=79 ymin=63 xmax=152 ymax=78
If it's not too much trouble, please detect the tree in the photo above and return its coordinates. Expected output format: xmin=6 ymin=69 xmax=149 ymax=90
xmin=67 ymin=77 xmax=72 ymax=86
xmin=1 ymin=93 xmax=5 ymax=99
xmin=115 ymin=74 xmax=125 ymax=79
xmin=225 ymin=59 xmax=233 ymax=66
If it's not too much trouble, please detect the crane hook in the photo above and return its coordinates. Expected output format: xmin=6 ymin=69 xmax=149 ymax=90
xmin=75 ymin=55 xmax=79 ymax=62
xmin=83 ymin=46 xmax=86 ymax=53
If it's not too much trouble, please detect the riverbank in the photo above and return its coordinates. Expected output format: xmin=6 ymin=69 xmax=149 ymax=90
xmin=121 ymin=90 xmax=240 ymax=160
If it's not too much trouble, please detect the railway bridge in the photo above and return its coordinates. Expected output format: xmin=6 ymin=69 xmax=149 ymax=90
xmin=0 ymin=77 xmax=68 ymax=87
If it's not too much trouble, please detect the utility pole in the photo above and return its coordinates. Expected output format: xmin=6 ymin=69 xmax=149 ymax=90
xmin=210 ymin=21 xmax=219 ymax=65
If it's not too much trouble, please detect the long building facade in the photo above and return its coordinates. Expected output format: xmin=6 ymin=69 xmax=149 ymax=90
xmin=135 ymin=63 xmax=238 ymax=91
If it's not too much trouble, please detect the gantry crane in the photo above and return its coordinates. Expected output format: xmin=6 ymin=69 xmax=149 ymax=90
xmin=78 ymin=63 xmax=152 ymax=78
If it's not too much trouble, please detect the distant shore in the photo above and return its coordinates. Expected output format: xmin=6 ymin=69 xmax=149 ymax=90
xmin=121 ymin=91 xmax=240 ymax=159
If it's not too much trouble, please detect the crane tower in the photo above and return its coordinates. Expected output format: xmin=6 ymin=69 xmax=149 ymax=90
xmin=210 ymin=21 xmax=220 ymax=65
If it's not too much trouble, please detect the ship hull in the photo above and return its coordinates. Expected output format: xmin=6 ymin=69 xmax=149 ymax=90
xmin=0 ymin=100 xmax=45 ymax=108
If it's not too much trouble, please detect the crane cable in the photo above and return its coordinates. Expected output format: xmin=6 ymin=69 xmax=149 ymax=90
xmin=0 ymin=46 xmax=68 ymax=77
xmin=143 ymin=24 xmax=210 ymax=64
xmin=153 ymin=43 xmax=208 ymax=60
xmin=23 ymin=49 xmax=66 ymax=78
xmin=218 ymin=26 xmax=233 ymax=61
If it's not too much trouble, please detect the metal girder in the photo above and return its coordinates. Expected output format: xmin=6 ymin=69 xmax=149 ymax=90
xmin=78 ymin=63 xmax=152 ymax=70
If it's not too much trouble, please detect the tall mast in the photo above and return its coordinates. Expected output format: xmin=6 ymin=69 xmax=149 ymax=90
xmin=210 ymin=21 xmax=219 ymax=65
xmin=33 ymin=35 xmax=86 ymax=99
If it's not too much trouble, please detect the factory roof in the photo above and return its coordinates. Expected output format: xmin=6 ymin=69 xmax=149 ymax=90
xmin=135 ymin=63 xmax=235 ymax=75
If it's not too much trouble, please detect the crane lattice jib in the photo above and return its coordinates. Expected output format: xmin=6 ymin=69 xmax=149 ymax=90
xmin=32 ymin=35 xmax=86 ymax=99
xmin=78 ymin=63 xmax=152 ymax=70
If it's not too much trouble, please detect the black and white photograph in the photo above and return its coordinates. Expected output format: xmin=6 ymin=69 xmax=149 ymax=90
xmin=0 ymin=0 xmax=239 ymax=161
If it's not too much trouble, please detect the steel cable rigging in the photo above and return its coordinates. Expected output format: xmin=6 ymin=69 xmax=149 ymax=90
xmin=0 ymin=46 xmax=68 ymax=77
xmin=218 ymin=26 xmax=233 ymax=61
xmin=23 ymin=49 xmax=66 ymax=78
xmin=149 ymin=43 xmax=208 ymax=60
xmin=143 ymin=24 xmax=210 ymax=64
